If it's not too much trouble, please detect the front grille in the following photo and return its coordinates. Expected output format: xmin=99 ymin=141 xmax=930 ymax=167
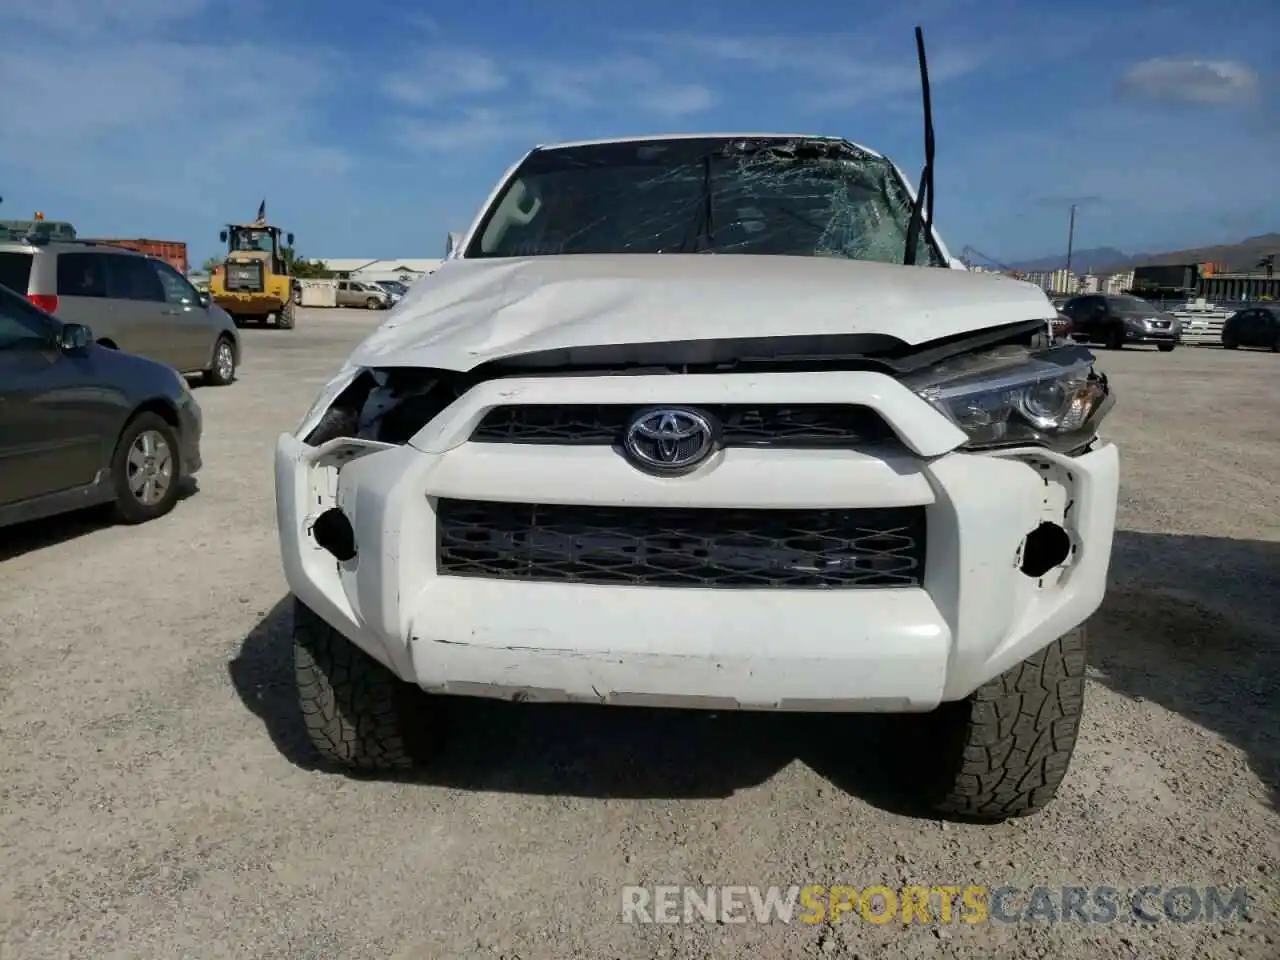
xmin=225 ymin=261 xmax=263 ymax=292
xmin=435 ymin=499 xmax=926 ymax=589
xmin=470 ymin=404 xmax=898 ymax=448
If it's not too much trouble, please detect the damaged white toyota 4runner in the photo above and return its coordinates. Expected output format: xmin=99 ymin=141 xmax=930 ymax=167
xmin=276 ymin=133 xmax=1118 ymax=820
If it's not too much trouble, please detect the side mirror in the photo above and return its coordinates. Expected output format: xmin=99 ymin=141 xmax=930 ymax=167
xmin=58 ymin=322 xmax=91 ymax=354
xmin=219 ymin=230 xmax=228 ymax=243
xmin=198 ymin=291 xmax=211 ymax=308
xmin=287 ymin=232 xmax=295 ymax=245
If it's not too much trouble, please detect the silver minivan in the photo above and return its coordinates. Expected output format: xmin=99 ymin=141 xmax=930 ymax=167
xmin=0 ymin=238 xmax=242 ymax=385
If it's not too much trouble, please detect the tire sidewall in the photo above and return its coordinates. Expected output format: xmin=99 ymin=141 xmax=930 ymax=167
xmin=111 ymin=412 xmax=183 ymax=524
xmin=207 ymin=336 xmax=237 ymax=385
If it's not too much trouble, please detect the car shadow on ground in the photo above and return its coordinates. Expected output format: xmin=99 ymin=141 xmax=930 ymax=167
xmin=229 ymin=530 xmax=1278 ymax=813
xmin=1087 ymin=530 xmax=1279 ymax=813
xmin=228 ymin=596 xmax=934 ymax=812
xmin=0 ymin=478 xmax=199 ymax=562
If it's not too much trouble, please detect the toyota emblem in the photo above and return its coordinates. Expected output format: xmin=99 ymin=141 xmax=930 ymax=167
xmin=622 ymin=407 xmax=718 ymax=475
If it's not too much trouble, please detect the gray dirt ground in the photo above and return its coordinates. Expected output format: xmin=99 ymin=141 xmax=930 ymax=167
xmin=0 ymin=309 xmax=1276 ymax=959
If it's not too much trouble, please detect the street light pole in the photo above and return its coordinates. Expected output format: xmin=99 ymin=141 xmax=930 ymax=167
xmin=1065 ymin=203 xmax=1076 ymax=274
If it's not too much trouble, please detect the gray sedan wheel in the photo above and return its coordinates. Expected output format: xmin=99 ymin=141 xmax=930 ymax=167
xmin=204 ymin=336 xmax=237 ymax=386
xmin=110 ymin=413 xmax=183 ymax=525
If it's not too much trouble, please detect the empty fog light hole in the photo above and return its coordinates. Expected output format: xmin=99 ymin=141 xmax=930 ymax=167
xmin=1019 ymin=522 xmax=1071 ymax=578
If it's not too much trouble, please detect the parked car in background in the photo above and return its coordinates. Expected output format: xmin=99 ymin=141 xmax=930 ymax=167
xmin=0 ymin=281 xmax=202 ymax=529
xmin=0 ymin=237 xmax=241 ymax=385
xmin=335 ymin=279 xmax=391 ymax=310
xmin=1221 ymin=305 xmax=1280 ymax=352
xmin=374 ymin=280 xmax=409 ymax=305
xmin=1061 ymin=293 xmax=1181 ymax=351
xmin=1051 ymin=310 xmax=1074 ymax=340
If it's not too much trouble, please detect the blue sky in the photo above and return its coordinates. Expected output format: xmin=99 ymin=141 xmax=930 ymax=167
xmin=1 ymin=0 xmax=1275 ymax=270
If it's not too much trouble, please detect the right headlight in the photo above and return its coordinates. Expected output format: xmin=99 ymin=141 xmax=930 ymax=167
xmin=906 ymin=343 xmax=1113 ymax=453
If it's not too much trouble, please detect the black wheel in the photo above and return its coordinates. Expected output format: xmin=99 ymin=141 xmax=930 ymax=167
xmin=1222 ymin=337 xmax=1238 ymax=349
xmin=204 ymin=335 xmax=236 ymax=386
xmin=922 ymin=627 xmax=1087 ymax=821
xmin=1106 ymin=326 xmax=1124 ymax=350
xmin=293 ymin=599 xmax=439 ymax=771
xmin=1157 ymin=343 xmax=1175 ymax=353
xmin=276 ymin=301 xmax=295 ymax=330
xmin=109 ymin=412 xmax=183 ymax=525
xmin=365 ymin=297 xmax=381 ymax=310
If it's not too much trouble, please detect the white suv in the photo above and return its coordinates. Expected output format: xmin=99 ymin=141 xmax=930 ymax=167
xmin=275 ymin=134 xmax=1119 ymax=820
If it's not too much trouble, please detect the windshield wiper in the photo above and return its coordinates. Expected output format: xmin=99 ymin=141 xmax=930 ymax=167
xmin=902 ymin=26 xmax=936 ymax=267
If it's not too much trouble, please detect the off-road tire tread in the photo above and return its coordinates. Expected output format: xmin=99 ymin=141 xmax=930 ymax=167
xmin=292 ymin=599 xmax=432 ymax=771
xmin=277 ymin=301 xmax=295 ymax=329
xmin=930 ymin=628 xmax=1087 ymax=821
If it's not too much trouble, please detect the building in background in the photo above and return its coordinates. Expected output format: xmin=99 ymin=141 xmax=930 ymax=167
xmin=321 ymin=258 xmax=442 ymax=284
xmin=1103 ymin=271 xmax=1134 ymax=295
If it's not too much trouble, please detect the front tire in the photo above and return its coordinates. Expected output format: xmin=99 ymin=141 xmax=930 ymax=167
xmin=1106 ymin=326 xmax=1124 ymax=350
xmin=109 ymin=412 xmax=183 ymax=525
xmin=924 ymin=627 xmax=1087 ymax=821
xmin=276 ymin=301 xmax=295 ymax=330
xmin=204 ymin=335 xmax=237 ymax=385
xmin=293 ymin=600 xmax=438 ymax=770
xmin=1157 ymin=343 xmax=1175 ymax=353
xmin=365 ymin=297 xmax=381 ymax=310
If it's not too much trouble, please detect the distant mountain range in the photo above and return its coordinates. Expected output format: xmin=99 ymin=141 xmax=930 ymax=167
xmin=1006 ymin=233 xmax=1280 ymax=275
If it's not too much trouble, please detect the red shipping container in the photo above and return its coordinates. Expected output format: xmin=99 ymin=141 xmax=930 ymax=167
xmin=88 ymin=238 xmax=189 ymax=275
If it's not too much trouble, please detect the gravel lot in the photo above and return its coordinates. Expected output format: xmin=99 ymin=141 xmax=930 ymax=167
xmin=1 ymin=308 xmax=1276 ymax=959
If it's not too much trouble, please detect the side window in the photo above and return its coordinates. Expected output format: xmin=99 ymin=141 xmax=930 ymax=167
xmin=0 ymin=285 xmax=53 ymax=350
xmin=338 ymin=281 xmax=349 ymax=291
xmin=56 ymin=252 xmax=109 ymax=298
xmin=151 ymin=260 xmax=199 ymax=305
xmin=103 ymin=254 xmax=165 ymax=302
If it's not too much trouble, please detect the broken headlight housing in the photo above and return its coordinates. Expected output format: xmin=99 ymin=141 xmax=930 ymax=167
xmin=907 ymin=343 xmax=1113 ymax=453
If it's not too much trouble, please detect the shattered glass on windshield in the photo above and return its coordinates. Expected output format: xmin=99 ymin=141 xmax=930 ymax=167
xmin=468 ymin=137 xmax=943 ymax=267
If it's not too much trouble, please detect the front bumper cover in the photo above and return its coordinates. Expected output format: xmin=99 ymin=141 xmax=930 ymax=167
xmin=274 ymin=369 xmax=1120 ymax=711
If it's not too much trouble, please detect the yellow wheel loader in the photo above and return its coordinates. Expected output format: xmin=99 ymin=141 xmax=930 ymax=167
xmin=208 ymin=206 xmax=296 ymax=329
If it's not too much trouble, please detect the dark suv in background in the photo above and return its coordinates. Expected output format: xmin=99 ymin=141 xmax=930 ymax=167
xmin=1061 ymin=294 xmax=1182 ymax=351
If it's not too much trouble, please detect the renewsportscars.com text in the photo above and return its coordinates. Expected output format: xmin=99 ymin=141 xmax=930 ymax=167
xmin=621 ymin=884 xmax=1253 ymax=926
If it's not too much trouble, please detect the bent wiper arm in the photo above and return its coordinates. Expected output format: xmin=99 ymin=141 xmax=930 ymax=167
xmin=903 ymin=25 xmax=935 ymax=267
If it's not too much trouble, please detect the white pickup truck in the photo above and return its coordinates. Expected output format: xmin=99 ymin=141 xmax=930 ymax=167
xmin=275 ymin=133 xmax=1118 ymax=821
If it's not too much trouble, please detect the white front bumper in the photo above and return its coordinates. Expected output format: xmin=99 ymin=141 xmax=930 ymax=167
xmin=275 ymin=370 xmax=1119 ymax=712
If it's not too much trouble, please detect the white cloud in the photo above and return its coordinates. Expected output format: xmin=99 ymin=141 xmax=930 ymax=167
xmin=632 ymin=30 xmax=989 ymax=110
xmin=383 ymin=49 xmax=719 ymax=146
xmin=1118 ymin=57 xmax=1261 ymax=106
xmin=394 ymin=109 xmax=552 ymax=153
xmin=382 ymin=47 xmax=508 ymax=107
xmin=0 ymin=1 xmax=353 ymax=221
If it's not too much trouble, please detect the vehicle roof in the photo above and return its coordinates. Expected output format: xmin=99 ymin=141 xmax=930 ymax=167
xmin=532 ymin=132 xmax=886 ymax=160
xmin=0 ymin=239 xmax=149 ymax=256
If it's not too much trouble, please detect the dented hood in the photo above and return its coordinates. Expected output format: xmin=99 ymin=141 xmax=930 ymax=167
xmin=348 ymin=254 xmax=1055 ymax=371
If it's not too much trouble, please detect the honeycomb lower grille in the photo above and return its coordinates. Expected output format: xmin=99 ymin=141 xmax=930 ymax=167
xmin=435 ymin=499 xmax=926 ymax=589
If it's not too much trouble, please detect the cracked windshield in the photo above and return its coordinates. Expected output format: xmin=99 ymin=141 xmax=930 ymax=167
xmin=471 ymin=136 xmax=942 ymax=266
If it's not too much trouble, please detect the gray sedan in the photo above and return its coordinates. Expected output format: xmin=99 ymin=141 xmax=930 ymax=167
xmin=0 ymin=282 xmax=202 ymax=529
